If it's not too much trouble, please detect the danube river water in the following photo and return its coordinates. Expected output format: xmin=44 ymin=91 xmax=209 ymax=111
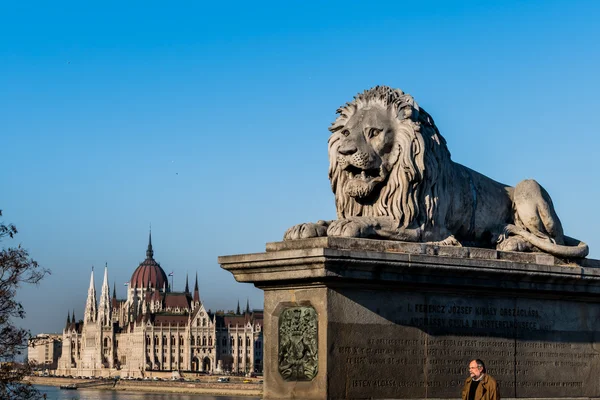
xmin=35 ymin=385 xmax=260 ymax=400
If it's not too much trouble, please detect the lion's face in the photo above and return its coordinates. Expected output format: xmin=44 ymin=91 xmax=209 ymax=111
xmin=329 ymin=86 xmax=450 ymax=224
xmin=334 ymin=104 xmax=400 ymax=200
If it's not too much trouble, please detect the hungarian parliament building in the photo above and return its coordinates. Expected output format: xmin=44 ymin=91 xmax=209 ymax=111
xmin=56 ymin=233 xmax=263 ymax=378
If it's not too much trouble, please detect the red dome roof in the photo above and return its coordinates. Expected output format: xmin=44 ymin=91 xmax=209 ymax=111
xmin=131 ymin=258 xmax=168 ymax=289
xmin=130 ymin=231 xmax=168 ymax=289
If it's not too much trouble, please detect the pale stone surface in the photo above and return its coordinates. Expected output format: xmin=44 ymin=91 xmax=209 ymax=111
xmin=283 ymin=86 xmax=589 ymax=259
xmin=220 ymin=238 xmax=600 ymax=399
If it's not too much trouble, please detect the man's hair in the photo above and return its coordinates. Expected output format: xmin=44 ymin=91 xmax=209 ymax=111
xmin=475 ymin=359 xmax=486 ymax=373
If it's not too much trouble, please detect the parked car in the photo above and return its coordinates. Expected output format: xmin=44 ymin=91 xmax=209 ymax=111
xmin=217 ymin=377 xmax=230 ymax=383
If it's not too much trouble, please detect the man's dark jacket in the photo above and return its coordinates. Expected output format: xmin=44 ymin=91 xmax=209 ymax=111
xmin=461 ymin=374 xmax=500 ymax=400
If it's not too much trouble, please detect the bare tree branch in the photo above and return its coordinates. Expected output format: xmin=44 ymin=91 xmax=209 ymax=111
xmin=0 ymin=210 xmax=50 ymax=400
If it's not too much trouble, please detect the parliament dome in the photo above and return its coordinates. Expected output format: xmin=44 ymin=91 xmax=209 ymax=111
xmin=130 ymin=232 xmax=168 ymax=289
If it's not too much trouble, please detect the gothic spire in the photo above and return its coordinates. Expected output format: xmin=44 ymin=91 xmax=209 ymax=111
xmin=193 ymin=272 xmax=200 ymax=303
xmin=146 ymin=228 xmax=154 ymax=259
xmin=185 ymin=273 xmax=189 ymax=293
xmin=66 ymin=312 xmax=71 ymax=328
xmin=84 ymin=267 xmax=98 ymax=323
xmin=112 ymin=281 xmax=116 ymax=299
xmin=236 ymin=299 xmax=241 ymax=315
xmin=246 ymin=298 xmax=250 ymax=314
xmin=72 ymin=309 xmax=76 ymax=323
xmin=99 ymin=264 xmax=112 ymax=326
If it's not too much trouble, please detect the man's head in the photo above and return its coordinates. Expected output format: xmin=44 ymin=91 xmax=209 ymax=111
xmin=469 ymin=359 xmax=486 ymax=379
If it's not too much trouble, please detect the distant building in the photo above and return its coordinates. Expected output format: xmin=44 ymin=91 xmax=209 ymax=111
xmin=28 ymin=333 xmax=62 ymax=369
xmin=55 ymin=233 xmax=263 ymax=378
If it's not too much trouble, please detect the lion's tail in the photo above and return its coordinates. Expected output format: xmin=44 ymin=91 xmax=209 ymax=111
xmin=508 ymin=224 xmax=589 ymax=259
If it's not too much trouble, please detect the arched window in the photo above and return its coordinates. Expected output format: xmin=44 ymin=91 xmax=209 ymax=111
xmin=180 ymin=336 xmax=184 ymax=346
xmin=246 ymin=336 xmax=250 ymax=346
xmin=202 ymin=336 xmax=207 ymax=346
xmin=145 ymin=336 xmax=150 ymax=346
xmin=163 ymin=335 xmax=167 ymax=346
xmin=230 ymin=336 xmax=234 ymax=346
xmin=154 ymin=335 xmax=158 ymax=345
xmin=171 ymin=336 xmax=175 ymax=346
xmin=208 ymin=336 xmax=213 ymax=346
xmin=197 ymin=336 xmax=200 ymax=346
xmin=191 ymin=336 xmax=195 ymax=346
xmin=238 ymin=336 xmax=242 ymax=346
xmin=202 ymin=318 xmax=206 ymax=327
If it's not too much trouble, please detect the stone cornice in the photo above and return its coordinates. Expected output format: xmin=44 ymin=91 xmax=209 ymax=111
xmin=219 ymin=238 xmax=600 ymax=297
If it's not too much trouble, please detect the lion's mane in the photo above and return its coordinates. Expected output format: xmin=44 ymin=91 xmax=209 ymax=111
xmin=328 ymin=86 xmax=453 ymax=230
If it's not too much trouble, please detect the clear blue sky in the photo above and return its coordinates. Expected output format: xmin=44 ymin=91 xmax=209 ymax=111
xmin=2 ymin=0 xmax=599 ymax=335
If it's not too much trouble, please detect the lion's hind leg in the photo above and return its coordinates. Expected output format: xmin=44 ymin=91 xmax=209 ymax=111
xmin=496 ymin=227 xmax=535 ymax=252
xmin=512 ymin=179 xmax=565 ymax=244
xmin=498 ymin=180 xmax=589 ymax=258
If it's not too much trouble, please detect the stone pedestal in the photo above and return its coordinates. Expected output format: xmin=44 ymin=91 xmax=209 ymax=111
xmin=219 ymin=237 xmax=600 ymax=400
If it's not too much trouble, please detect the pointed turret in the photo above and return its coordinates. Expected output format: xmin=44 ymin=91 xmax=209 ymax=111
xmin=99 ymin=264 xmax=112 ymax=326
xmin=84 ymin=267 xmax=98 ymax=323
xmin=236 ymin=299 xmax=241 ymax=315
xmin=246 ymin=298 xmax=250 ymax=314
xmin=112 ymin=282 xmax=116 ymax=299
xmin=193 ymin=272 xmax=200 ymax=303
xmin=185 ymin=273 xmax=189 ymax=293
xmin=146 ymin=229 xmax=154 ymax=259
xmin=72 ymin=309 xmax=76 ymax=323
xmin=66 ymin=312 xmax=71 ymax=329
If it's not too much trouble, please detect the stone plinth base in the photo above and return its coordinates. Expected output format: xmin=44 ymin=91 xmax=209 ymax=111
xmin=219 ymin=237 xmax=600 ymax=400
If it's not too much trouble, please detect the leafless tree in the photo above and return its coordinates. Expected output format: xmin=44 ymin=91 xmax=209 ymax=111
xmin=0 ymin=210 xmax=50 ymax=399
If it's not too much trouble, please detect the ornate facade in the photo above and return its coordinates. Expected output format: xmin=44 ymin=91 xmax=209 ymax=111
xmin=56 ymin=233 xmax=263 ymax=378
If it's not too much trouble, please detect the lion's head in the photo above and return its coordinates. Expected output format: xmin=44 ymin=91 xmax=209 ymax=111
xmin=328 ymin=86 xmax=452 ymax=229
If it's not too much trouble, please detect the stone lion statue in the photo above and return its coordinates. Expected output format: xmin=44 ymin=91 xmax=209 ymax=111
xmin=284 ymin=86 xmax=589 ymax=258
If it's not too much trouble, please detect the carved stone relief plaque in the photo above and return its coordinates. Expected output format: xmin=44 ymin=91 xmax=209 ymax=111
xmin=278 ymin=306 xmax=318 ymax=381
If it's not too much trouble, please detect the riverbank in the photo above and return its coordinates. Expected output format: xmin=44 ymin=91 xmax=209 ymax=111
xmin=26 ymin=376 xmax=262 ymax=397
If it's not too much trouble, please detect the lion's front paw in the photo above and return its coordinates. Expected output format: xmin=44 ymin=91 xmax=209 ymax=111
xmin=429 ymin=235 xmax=462 ymax=247
xmin=283 ymin=221 xmax=328 ymax=241
xmin=327 ymin=218 xmax=375 ymax=238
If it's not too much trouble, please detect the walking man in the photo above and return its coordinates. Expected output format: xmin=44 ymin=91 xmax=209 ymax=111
xmin=461 ymin=359 xmax=500 ymax=400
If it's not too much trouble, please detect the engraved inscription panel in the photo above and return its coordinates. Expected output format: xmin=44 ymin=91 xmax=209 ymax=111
xmin=327 ymin=289 xmax=600 ymax=399
xmin=278 ymin=306 xmax=318 ymax=381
